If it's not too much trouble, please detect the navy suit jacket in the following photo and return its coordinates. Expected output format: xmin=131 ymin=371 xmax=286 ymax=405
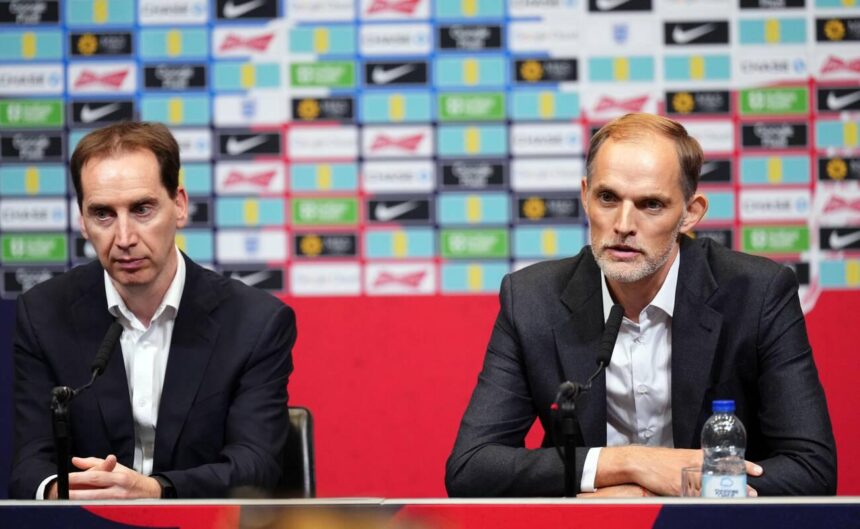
xmin=10 ymin=255 xmax=296 ymax=499
xmin=446 ymin=237 xmax=836 ymax=496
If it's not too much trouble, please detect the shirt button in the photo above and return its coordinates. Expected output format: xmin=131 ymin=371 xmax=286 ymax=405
xmin=643 ymin=430 xmax=653 ymax=439
xmin=637 ymin=385 xmax=648 ymax=394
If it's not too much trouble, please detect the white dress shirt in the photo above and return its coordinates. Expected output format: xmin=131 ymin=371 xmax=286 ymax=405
xmin=36 ymin=248 xmax=185 ymax=498
xmin=580 ymin=252 xmax=680 ymax=492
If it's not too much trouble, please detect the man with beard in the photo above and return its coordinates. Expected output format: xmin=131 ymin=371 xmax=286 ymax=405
xmin=445 ymin=113 xmax=836 ymax=497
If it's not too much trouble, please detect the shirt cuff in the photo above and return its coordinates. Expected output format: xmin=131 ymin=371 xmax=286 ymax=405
xmin=579 ymin=447 xmax=602 ymax=493
xmin=36 ymin=475 xmax=57 ymax=499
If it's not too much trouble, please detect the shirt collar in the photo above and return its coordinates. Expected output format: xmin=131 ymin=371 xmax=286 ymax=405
xmin=105 ymin=247 xmax=186 ymax=330
xmin=601 ymin=250 xmax=681 ymax=322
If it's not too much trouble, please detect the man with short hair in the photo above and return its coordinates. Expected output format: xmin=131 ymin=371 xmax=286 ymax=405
xmin=446 ymin=113 xmax=836 ymax=497
xmin=10 ymin=122 xmax=296 ymax=499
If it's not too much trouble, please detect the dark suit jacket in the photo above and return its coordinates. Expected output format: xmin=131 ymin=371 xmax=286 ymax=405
xmin=446 ymin=237 xmax=836 ymax=496
xmin=9 ymin=255 xmax=296 ymax=499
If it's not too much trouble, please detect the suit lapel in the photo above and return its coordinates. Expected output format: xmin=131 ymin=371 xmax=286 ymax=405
xmin=671 ymin=237 xmax=723 ymax=448
xmin=154 ymin=257 xmax=221 ymax=470
xmin=553 ymin=250 xmax=607 ymax=447
xmin=71 ymin=264 xmax=135 ymax=466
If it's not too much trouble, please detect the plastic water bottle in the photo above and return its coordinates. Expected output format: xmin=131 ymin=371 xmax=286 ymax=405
xmin=701 ymin=400 xmax=747 ymax=498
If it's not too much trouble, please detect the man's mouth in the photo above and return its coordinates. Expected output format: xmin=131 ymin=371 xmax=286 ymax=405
xmin=603 ymin=244 xmax=642 ymax=259
xmin=114 ymin=257 xmax=145 ymax=271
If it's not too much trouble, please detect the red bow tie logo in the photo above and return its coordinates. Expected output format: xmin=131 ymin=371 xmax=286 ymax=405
xmin=821 ymin=56 xmax=860 ymax=74
xmin=74 ymin=70 xmax=129 ymax=89
xmin=223 ymin=170 xmax=277 ymax=188
xmin=220 ymin=34 xmax=274 ymax=52
xmin=370 ymin=133 xmax=424 ymax=152
xmin=373 ymin=271 xmax=426 ymax=288
xmin=594 ymin=95 xmax=648 ymax=113
xmin=367 ymin=0 xmax=421 ymax=14
xmin=823 ymin=196 xmax=860 ymax=213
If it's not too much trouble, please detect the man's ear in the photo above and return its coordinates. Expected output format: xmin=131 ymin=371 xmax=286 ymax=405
xmin=680 ymin=193 xmax=708 ymax=234
xmin=79 ymin=207 xmax=89 ymax=240
xmin=174 ymin=187 xmax=189 ymax=229
xmin=580 ymin=177 xmax=589 ymax=214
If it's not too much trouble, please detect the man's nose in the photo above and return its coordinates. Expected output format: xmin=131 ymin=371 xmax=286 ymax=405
xmin=114 ymin=215 xmax=138 ymax=248
xmin=614 ymin=201 xmax=637 ymax=236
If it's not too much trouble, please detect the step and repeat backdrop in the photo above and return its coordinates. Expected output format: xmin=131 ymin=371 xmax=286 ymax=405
xmin=1 ymin=0 xmax=860 ymax=497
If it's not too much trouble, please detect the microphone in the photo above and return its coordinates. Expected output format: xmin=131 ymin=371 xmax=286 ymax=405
xmin=587 ymin=304 xmax=624 ymax=385
xmin=90 ymin=320 xmax=123 ymax=378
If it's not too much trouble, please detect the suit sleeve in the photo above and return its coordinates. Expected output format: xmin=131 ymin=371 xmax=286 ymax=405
xmin=445 ymin=274 xmax=588 ymax=497
xmin=748 ymin=266 xmax=837 ymax=495
xmin=159 ymin=302 xmax=296 ymax=498
xmin=9 ymin=294 xmax=64 ymax=499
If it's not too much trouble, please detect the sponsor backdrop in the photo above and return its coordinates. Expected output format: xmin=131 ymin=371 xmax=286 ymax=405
xmin=0 ymin=0 xmax=859 ymax=497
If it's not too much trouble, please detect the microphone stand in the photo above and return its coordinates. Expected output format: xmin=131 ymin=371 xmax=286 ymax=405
xmin=50 ymin=387 xmax=74 ymax=499
xmin=556 ymin=382 xmax=585 ymax=497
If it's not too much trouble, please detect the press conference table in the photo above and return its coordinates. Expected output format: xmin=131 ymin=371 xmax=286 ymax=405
xmin=1 ymin=497 xmax=859 ymax=529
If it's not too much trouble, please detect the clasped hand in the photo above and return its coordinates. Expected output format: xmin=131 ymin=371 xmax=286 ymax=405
xmin=47 ymin=455 xmax=162 ymax=500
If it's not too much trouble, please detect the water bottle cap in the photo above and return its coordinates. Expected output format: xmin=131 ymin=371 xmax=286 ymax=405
xmin=712 ymin=400 xmax=735 ymax=413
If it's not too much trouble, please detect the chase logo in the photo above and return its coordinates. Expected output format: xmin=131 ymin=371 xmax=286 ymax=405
xmin=435 ymin=56 xmax=506 ymax=88
xmin=665 ymin=54 xmax=730 ymax=81
xmin=139 ymin=28 xmax=208 ymax=59
xmin=0 ymin=29 xmax=62 ymax=60
xmin=516 ymin=195 xmax=581 ymax=223
xmin=289 ymin=25 xmax=355 ymax=56
xmin=514 ymin=59 xmax=578 ymax=83
xmin=216 ymin=0 xmax=278 ymax=20
xmin=217 ymin=131 xmax=281 ymax=157
xmin=441 ymin=161 xmax=506 ymax=190
xmin=438 ymin=25 xmax=503 ymax=50
xmin=0 ymin=0 xmax=60 ymax=24
xmin=295 ymin=233 xmax=357 ymax=258
xmin=69 ymin=32 xmax=132 ymax=57
xmin=70 ymin=100 xmax=134 ymax=126
xmin=143 ymin=64 xmax=207 ymax=90
xmin=140 ymin=94 xmax=210 ymax=126
xmin=438 ymin=193 xmax=509 ymax=225
xmin=740 ymin=18 xmax=806 ymax=45
xmin=292 ymin=97 xmax=355 ymax=122
xmin=742 ymin=122 xmax=808 ymax=149
xmin=665 ymin=90 xmax=730 ymax=115
xmin=368 ymin=197 xmax=432 ymax=223
xmin=818 ymin=156 xmax=860 ymax=181
xmin=589 ymin=56 xmax=654 ymax=82
xmin=362 ymin=92 xmax=432 ymax=123
xmin=664 ymin=21 xmax=729 ymax=45
xmin=65 ymin=0 xmax=134 ymax=26
xmin=817 ymin=18 xmax=860 ymax=42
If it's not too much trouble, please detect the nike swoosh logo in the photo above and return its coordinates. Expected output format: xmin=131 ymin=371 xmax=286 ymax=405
xmin=595 ymin=0 xmax=632 ymax=10
xmin=828 ymin=230 xmax=860 ymax=250
xmin=223 ymin=0 xmax=265 ymax=18
xmin=672 ymin=24 xmax=715 ymax=44
xmin=700 ymin=162 xmax=719 ymax=176
xmin=371 ymin=64 xmax=416 ymax=85
xmin=827 ymin=90 xmax=860 ymax=111
xmin=80 ymin=103 xmax=120 ymax=123
xmin=225 ymin=135 xmax=268 ymax=155
xmin=229 ymin=270 xmax=271 ymax=287
xmin=375 ymin=201 xmax=418 ymax=221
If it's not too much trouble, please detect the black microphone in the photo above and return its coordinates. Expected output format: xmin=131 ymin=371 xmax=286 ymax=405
xmin=91 ymin=320 xmax=123 ymax=378
xmin=587 ymin=304 xmax=624 ymax=385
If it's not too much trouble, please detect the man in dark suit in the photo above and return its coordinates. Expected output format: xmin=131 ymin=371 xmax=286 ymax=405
xmin=10 ymin=122 xmax=296 ymax=499
xmin=446 ymin=113 xmax=836 ymax=497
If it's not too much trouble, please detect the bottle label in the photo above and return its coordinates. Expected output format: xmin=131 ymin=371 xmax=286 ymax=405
xmin=702 ymin=474 xmax=747 ymax=498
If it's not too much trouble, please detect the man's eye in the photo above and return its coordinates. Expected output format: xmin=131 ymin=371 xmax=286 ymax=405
xmin=645 ymin=200 xmax=664 ymax=210
xmin=94 ymin=210 xmax=110 ymax=220
xmin=134 ymin=205 xmax=152 ymax=215
xmin=598 ymin=192 xmax=616 ymax=202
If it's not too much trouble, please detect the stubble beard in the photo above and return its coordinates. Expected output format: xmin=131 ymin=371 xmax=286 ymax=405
xmin=592 ymin=216 xmax=684 ymax=284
